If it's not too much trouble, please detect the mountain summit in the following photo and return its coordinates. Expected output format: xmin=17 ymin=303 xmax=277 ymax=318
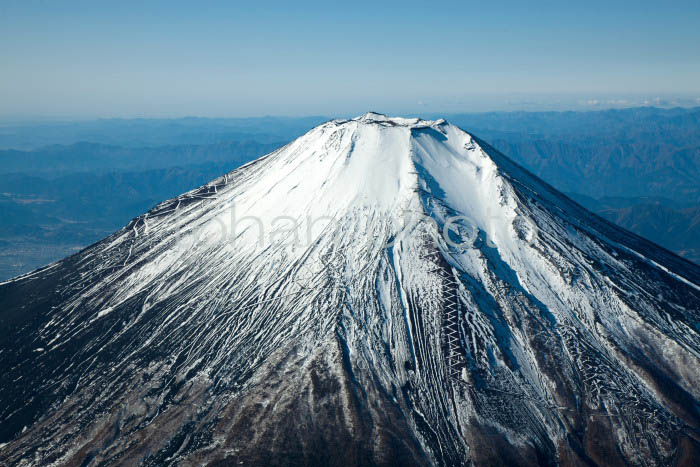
xmin=1 ymin=114 xmax=699 ymax=465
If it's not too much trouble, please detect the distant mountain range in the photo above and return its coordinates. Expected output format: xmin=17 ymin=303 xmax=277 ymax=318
xmin=0 ymin=140 xmax=282 ymax=176
xmin=569 ymin=194 xmax=700 ymax=264
xmin=446 ymin=107 xmax=700 ymax=203
xmin=0 ymin=116 xmax=326 ymax=150
xmin=0 ymin=107 xmax=698 ymax=280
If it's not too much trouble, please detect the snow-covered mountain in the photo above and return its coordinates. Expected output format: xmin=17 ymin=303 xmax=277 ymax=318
xmin=1 ymin=113 xmax=699 ymax=466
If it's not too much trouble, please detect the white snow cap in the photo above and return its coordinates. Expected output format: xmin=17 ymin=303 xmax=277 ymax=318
xmin=347 ymin=111 xmax=445 ymax=127
xmin=176 ymin=111 xmax=525 ymax=267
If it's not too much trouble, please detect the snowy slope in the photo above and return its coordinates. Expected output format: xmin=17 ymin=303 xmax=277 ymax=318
xmin=1 ymin=113 xmax=699 ymax=466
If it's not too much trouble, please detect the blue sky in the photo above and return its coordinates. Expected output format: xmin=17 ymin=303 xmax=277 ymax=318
xmin=1 ymin=0 xmax=699 ymax=118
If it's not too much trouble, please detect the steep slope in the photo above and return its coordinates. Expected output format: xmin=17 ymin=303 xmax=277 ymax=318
xmin=1 ymin=113 xmax=699 ymax=466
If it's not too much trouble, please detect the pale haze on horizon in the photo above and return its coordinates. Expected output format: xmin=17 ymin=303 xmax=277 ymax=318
xmin=1 ymin=0 xmax=700 ymax=119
